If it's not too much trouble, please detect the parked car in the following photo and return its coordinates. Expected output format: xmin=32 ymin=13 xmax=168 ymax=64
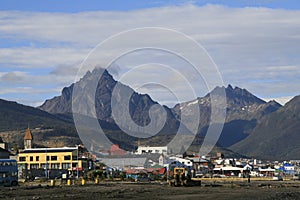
xmin=136 ymin=176 xmax=152 ymax=182
xmin=195 ymin=172 xmax=203 ymax=178
xmin=272 ymin=175 xmax=283 ymax=181
xmin=213 ymin=174 xmax=226 ymax=178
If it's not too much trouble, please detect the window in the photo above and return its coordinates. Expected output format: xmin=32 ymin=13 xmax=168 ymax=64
xmin=51 ymin=156 xmax=57 ymax=161
xmin=0 ymin=172 xmax=9 ymax=178
xmin=62 ymin=163 xmax=71 ymax=169
xmin=19 ymin=157 xmax=26 ymax=162
xmin=46 ymin=156 xmax=50 ymax=161
xmin=142 ymin=150 xmax=146 ymax=154
xmin=72 ymin=163 xmax=77 ymax=168
xmin=36 ymin=156 xmax=39 ymax=161
xmin=11 ymin=172 xmax=18 ymax=177
xmin=51 ymin=163 xmax=60 ymax=169
xmin=30 ymin=156 xmax=33 ymax=161
xmin=40 ymin=163 xmax=45 ymax=169
xmin=64 ymin=155 xmax=71 ymax=160
xmin=155 ymin=150 xmax=160 ymax=153
xmin=30 ymin=164 xmax=39 ymax=169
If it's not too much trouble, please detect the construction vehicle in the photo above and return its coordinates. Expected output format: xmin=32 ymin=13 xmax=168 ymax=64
xmin=168 ymin=167 xmax=201 ymax=187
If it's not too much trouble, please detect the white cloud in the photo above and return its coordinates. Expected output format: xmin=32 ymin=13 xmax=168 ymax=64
xmin=0 ymin=47 xmax=89 ymax=69
xmin=0 ymin=5 xmax=300 ymax=106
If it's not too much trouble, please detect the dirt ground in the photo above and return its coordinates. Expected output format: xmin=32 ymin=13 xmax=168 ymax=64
xmin=1 ymin=180 xmax=300 ymax=200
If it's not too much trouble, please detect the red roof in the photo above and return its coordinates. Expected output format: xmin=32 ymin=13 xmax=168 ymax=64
xmin=110 ymin=144 xmax=127 ymax=156
xmin=125 ymin=167 xmax=166 ymax=175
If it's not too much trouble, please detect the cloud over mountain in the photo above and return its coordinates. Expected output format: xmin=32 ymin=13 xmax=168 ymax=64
xmin=0 ymin=5 xmax=300 ymax=106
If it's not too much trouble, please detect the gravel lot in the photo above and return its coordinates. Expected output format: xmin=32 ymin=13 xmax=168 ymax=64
xmin=1 ymin=180 xmax=300 ymax=200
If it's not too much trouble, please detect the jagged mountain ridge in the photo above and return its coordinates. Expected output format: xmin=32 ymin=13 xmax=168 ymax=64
xmin=39 ymin=68 xmax=282 ymax=149
xmin=2 ymin=67 xmax=297 ymax=159
xmin=172 ymin=85 xmax=282 ymax=147
xmin=39 ymin=68 xmax=181 ymax=135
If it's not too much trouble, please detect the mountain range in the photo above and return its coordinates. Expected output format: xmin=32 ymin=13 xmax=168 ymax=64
xmin=0 ymin=67 xmax=298 ymax=160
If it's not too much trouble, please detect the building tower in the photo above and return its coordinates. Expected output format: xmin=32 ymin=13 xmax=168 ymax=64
xmin=24 ymin=127 xmax=33 ymax=149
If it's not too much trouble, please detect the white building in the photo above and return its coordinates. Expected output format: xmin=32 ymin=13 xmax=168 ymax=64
xmin=169 ymin=156 xmax=193 ymax=168
xmin=135 ymin=146 xmax=168 ymax=155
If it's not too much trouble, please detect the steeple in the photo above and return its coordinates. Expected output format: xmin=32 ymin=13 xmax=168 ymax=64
xmin=24 ymin=126 xmax=33 ymax=149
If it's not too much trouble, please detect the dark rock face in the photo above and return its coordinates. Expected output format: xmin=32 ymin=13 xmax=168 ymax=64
xmin=39 ymin=68 xmax=181 ymax=135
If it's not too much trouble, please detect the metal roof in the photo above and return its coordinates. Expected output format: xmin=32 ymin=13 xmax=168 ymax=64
xmin=101 ymin=157 xmax=147 ymax=168
xmin=20 ymin=147 xmax=77 ymax=154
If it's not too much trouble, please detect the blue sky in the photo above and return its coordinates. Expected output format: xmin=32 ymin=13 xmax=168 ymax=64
xmin=1 ymin=0 xmax=300 ymax=12
xmin=0 ymin=0 xmax=299 ymax=12
xmin=0 ymin=1 xmax=300 ymax=107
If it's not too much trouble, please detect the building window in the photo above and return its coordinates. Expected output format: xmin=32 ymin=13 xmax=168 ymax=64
xmin=142 ymin=150 xmax=146 ymax=154
xmin=19 ymin=157 xmax=26 ymax=162
xmin=30 ymin=164 xmax=39 ymax=169
xmin=64 ymin=155 xmax=71 ymax=160
xmin=51 ymin=163 xmax=60 ymax=169
xmin=51 ymin=156 xmax=57 ymax=161
xmin=30 ymin=156 xmax=33 ymax=161
xmin=46 ymin=156 xmax=50 ymax=161
xmin=155 ymin=150 xmax=160 ymax=153
xmin=62 ymin=163 xmax=71 ymax=169
xmin=72 ymin=163 xmax=77 ymax=168
xmin=40 ymin=163 xmax=46 ymax=169
xmin=36 ymin=156 xmax=39 ymax=161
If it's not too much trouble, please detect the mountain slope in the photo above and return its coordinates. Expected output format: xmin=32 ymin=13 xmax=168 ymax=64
xmin=172 ymin=85 xmax=282 ymax=147
xmin=231 ymin=95 xmax=300 ymax=160
xmin=0 ymin=99 xmax=74 ymax=131
xmin=0 ymin=99 xmax=81 ymax=148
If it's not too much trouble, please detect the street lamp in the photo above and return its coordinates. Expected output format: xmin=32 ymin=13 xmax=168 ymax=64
xmin=77 ymin=145 xmax=79 ymax=179
xmin=45 ymin=146 xmax=48 ymax=179
xmin=44 ymin=141 xmax=49 ymax=179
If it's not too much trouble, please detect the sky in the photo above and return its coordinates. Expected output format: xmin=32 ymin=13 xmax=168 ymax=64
xmin=0 ymin=0 xmax=300 ymax=107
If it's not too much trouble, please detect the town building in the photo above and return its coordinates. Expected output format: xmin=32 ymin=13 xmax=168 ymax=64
xmin=0 ymin=148 xmax=10 ymax=159
xmin=135 ymin=146 xmax=168 ymax=155
xmin=17 ymin=127 xmax=91 ymax=178
xmin=109 ymin=144 xmax=127 ymax=156
xmin=0 ymin=137 xmax=10 ymax=159
xmin=18 ymin=147 xmax=85 ymax=171
xmin=169 ymin=156 xmax=193 ymax=169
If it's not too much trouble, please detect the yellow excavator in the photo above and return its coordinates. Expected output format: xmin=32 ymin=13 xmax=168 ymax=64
xmin=168 ymin=167 xmax=201 ymax=187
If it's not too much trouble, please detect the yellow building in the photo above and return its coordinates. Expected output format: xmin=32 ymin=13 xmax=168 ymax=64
xmin=18 ymin=127 xmax=90 ymax=177
xmin=18 ymin=147 xmax=85 ymax=171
